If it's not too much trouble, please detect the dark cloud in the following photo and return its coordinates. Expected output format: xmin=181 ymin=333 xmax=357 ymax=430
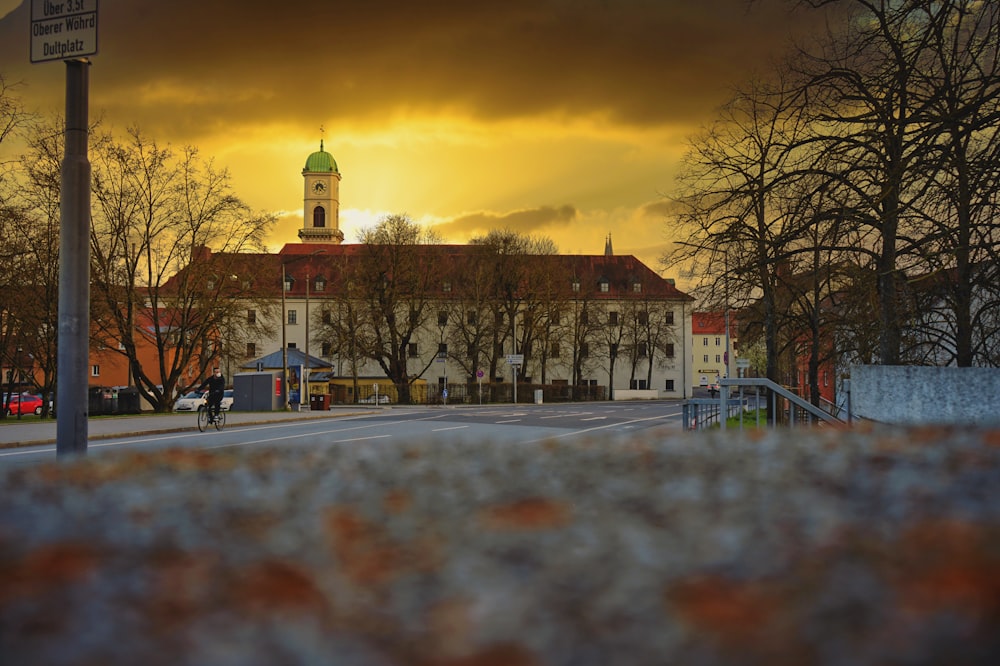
xmin=433 ymin=204 xmax=578 ymax=240
xmin=0 ymin=0 xmax=823 ymax=141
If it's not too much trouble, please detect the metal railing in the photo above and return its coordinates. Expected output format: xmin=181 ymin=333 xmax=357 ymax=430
xmin=682 ymin=378 xmax=848 ymax=431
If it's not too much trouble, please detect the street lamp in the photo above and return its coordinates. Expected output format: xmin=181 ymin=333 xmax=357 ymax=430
xmin=280 ymin=249 xmax=326 ymax=411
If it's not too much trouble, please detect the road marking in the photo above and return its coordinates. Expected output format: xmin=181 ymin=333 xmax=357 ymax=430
xmin=496 ymin=419 xmax=522 ymax=424
xmin=523 ymin=412 xmax=679 ymax=443
xmin=581 ymin=416 xmax=607 ymax=421
xmin=540 ymin=412 xmax=590 ymax=419
xmin=432 ymin=425 xmax=469 ymax=432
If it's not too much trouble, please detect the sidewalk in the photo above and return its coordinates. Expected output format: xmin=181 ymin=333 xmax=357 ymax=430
xmin=0 ymin=407 xmax=373 ymax=449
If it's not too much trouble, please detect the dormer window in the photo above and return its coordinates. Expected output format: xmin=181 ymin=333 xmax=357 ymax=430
xmin=443 ymin=281 xmax=452 ymax=292
xmin=633 ymin=281 xmax=642 ymax=293
xmin=314 ymin=276 xmax=326 ymax=292
xmin=598 ymin=277 xmax=609 ymax=293
xmin=572 ymin=280 xmax=580 ymax=292
xmin=284 ymin=276 xmax=294 ymax=292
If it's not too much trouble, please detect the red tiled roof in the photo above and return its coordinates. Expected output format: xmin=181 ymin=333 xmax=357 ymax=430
xmin=177 ymin=243 xmax=692 ymax=302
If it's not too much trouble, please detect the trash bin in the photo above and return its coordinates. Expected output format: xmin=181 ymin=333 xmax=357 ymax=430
xmin=116 ymin=387 xmax=141 ymax=414
xmin=534 ymin=389 xmax=544 ymax=405
xmin=88 ymin=386 xmax=114 ymax=415
xmin=310 ymin=394 xmax=330 ymax=411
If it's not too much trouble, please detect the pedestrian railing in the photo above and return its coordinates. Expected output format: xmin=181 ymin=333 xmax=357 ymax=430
xmin=682 ymin=378 xmax=848 ymax=431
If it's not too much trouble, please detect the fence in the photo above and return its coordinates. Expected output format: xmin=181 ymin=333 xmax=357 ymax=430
xmin=353 ymin=382 xmax=608 ymax=406
xmin=682 ymin=378 xmax=847 ymax=431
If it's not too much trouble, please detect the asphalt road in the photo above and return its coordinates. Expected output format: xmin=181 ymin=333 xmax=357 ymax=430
xmin=0 ymin=401 xmax=685 ymax=468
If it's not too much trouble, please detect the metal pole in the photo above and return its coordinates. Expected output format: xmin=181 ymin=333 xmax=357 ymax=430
xmin=303 ymin=268 xmax=310 ymax=408
xmin=281 ymin=263 xmax=288 ymax=411
xmin=56 ymin=59 xmax=91 ymax=458
xmin=512 ymin=309 xmax=517 ymax=404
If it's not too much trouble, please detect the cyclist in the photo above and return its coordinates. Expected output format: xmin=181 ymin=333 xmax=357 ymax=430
xmin=198 ymin=367 xmax=226 ymax=423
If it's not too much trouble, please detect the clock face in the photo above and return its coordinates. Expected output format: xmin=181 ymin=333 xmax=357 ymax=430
xmin=312 ymin=180 xmax=326 ymax=194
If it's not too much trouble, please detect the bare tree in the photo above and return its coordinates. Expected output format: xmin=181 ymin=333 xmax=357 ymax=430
xmin=666 ymin=70 xmax=811 ymax=402
xmin=352 ymin=214 xmax=444 ymax=404
xmin=89 ymin=127 xmax=275 ymax=411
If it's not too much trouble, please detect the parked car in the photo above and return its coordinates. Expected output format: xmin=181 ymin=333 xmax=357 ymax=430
xmin=173 ymin=390 xmax=206 ymax=412
xmin=174 ymin=389 xmax=234 ymax=412
xmin=4 ymin=393 xmax=43 ymax=416
xmin=358 ymin=394 xmax=391 ymax=404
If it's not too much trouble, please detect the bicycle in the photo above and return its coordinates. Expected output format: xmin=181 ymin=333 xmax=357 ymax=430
xmin=197 ymin=404 xmax=226 ymax=432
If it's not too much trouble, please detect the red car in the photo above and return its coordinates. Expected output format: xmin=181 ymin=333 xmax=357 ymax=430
xmin=4 ymin=393 xmax=43 ymax=416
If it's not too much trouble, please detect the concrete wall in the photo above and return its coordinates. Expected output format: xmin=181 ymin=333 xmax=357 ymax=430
xmin=612 ymin=389 xmax=661 ymax=401
xmin=851 ymin=365 xmax=1000 ymax=426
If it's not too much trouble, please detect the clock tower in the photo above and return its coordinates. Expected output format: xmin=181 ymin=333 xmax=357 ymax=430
xmin=300 ymin=140 xmax=344 ymax=243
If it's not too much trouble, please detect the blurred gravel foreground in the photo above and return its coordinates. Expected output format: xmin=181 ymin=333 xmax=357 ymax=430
xmin=2 ymin=426 xmax=999 ymax=666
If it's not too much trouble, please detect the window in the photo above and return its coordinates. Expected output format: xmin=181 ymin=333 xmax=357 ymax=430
xmin=609 ymin=311 xmax=619 ymax=325
xmin=572 ymin=280 xmax=580 ymax=292
xmin=287 ymin=309 xmax=297 ymax=325
xmin=321 ymin=342 xmax=332 ymax=356
xmin=467 ymin=311 xmax=478 ymax=325
xmin=550 ymin=310 xmax=560 ymax=325
xmin=442 ymin=281 xmax=452 ymax=293
xmin=630 ymin=379 xmax=647 ymax=389
xmin=467 ymin=344 xmax=477 ymax=359
xmin=206 ymin=279 xmax=215 ymax=290
xmin=246 ymin=342 xmax=256 ymax=357
xmin=638 ymin=343 xmax=647 ymax=358
xmin=283 ymin=277 xmax=293 ymax=292
xmin=580 ymin=343 xmax=589 ymax=358
xmin=248 ymin=309 xmax=256 ymax=324
xmin=715 ymin=354 xmax=721 ymax=363
xmin=665 ymin=311 xmax=674 ymax=325
xmin=550 ymin=343 xmax=560 ymax=358
xmin=599 ymin=279 xmax=609 ymax=293
xmin=580 ymin=311 xmax=589 ymax=325
xmin=703 ymin=338 xmax=708 ymax=346
xmin=322 ymin=310 xmax=332 ymax=325
xmin=91 ymin=365 xmax=100 ymax=377
xmin=437 ymin=310 xmax=448 ymax=326
xmin=665 ymin=379 xmax=675 ymax=391
xmin=633 ymin=282 xmax=642 ymax=293
xmin=408 ymin=343 xmax=418 ymax=356
xmin=665 ymin=343 xmax=675 ymax=358
xmin=437 ymin=343 xmax=448 ymax=355
xmin=715 ymin=337 xmax=721 ymax=346
xmin=703 ymin=354 xmax=709 ymax=363
xmin=313 ymin=205 xmax=326 ymax=228
xmin=314 ymin=277 xmax=326 ymax=292
xmin=610 ymin=343 xmax=618 ymax=359
xmin=638 ymin=311 xmax=648 ymax=325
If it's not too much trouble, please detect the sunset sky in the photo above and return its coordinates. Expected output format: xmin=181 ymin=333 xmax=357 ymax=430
xmin=0 ymin=0 xmax=829 ymax=281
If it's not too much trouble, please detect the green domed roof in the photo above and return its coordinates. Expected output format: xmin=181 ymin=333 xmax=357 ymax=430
xmin=303 ymin=140 xmax=339 ymax=174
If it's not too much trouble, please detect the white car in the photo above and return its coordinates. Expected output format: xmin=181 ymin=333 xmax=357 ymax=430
xmin=175 ymin=389 xmax=234 ymax=412
xmin=174 ymin=390 xmax=206 ymax=411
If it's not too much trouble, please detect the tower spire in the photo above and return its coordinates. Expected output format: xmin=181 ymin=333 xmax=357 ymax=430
xmin=604 ymin=233 xmax=613 ymax=256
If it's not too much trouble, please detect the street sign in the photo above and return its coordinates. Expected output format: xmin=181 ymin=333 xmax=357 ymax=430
xmin=736 ymin=358 xmax=751 ymax=369
xmin=476 ymin=369 xmax=484 ymax=378
xmin=30 ymin=0 xmax=99 ymax=64
xmin=506 ymin=354 xmax=524 ymax=366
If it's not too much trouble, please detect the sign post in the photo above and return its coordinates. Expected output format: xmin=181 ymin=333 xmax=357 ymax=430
xmin=32 ymin=1 xmax=99 ymax=456
xmin=31 ymin=0 xmax=99 ymax=64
